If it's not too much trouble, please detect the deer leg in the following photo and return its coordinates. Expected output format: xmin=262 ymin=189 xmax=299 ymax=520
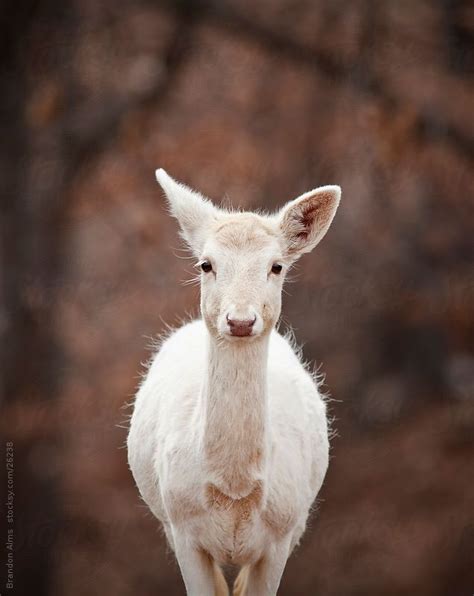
xmin=245 ymin=537 xmax=291 ymax=596
xmin=212 ymin=559 xmax=229 ymax=596
xmin=172 ymin=529 xmax=216 ymax=596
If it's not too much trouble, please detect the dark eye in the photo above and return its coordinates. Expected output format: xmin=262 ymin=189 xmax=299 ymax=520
xmin=201 ymin=261 xmax=213 ymax=273
xmin=271 ymin=263 xmax=283 ymax=275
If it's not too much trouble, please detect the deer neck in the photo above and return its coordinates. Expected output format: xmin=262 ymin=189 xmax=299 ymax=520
xmin=201 ymin=331 xmax=269 ymax=498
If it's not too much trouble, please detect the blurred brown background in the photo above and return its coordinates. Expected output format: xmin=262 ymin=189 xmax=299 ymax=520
xmin=1 ymin=1 xmax=473 ymax=595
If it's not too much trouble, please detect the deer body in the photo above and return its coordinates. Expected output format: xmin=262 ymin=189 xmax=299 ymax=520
xmin=128 ymin=170 xmax=341 ymax=595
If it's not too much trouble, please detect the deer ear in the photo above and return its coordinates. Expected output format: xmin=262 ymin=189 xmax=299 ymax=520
xmin=278 ymin=185 xmax=341 ymax=258
xmin=155 ymin=169 xmax=218 ymax=254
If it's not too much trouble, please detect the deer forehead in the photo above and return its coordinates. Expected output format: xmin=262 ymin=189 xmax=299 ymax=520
xmin=209 ymin=214 xmax=280 ymax=253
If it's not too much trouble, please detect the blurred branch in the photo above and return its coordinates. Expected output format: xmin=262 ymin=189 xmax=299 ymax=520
xmin=64 ymin=3 xmax=197 ymax=170
xmin=158 ymin=0 xmax=473 ymax=161
xmin=2 ymin=0 xmax=197 ymax=406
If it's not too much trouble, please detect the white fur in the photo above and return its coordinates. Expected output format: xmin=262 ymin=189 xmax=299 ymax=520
xmin=128 ymin=170 xmax=341 ymax=595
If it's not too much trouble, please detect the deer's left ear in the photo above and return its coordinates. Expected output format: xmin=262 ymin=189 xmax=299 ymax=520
xmin=277 ymin=185 xmax=341 ymax=258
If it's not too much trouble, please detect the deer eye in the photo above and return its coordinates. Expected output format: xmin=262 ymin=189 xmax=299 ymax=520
xmin=201 ymin=261 xmax=213 ymax=273
xmin=271 ymin=263 xmax=283 ymax=275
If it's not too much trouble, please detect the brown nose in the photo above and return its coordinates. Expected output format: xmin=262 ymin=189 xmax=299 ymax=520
xmin=226 ymin=314 xmax=256 ymax=337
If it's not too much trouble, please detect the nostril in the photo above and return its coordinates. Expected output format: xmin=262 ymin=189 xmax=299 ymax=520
xmin=226 ymin=314 xmax=257 ymax=332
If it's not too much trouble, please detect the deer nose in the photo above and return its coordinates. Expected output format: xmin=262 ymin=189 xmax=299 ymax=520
xmin=226 ymin=314 xmax=256 ymax=337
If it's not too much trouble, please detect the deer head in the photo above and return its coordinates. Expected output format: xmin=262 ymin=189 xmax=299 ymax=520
xmin=156 ymin=169 xmax=341 ymax=341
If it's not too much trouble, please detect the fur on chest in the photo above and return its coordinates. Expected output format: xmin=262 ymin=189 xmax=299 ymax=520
xmin=203 ymin=481 xmax=266 ymax=565
xmin=164 ymin=480 xmax=298 ymax=564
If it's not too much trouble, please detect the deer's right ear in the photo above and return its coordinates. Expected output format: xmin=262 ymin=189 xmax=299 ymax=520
xmin=155 ymin=169 xmax=218 ymax=254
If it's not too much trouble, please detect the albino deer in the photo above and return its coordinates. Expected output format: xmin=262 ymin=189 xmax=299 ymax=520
xmin=127 ymin=169 xmax=341 ymax=596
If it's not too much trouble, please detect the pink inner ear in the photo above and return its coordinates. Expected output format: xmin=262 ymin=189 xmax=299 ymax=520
xmin=297 ymin=202 xmax=320 ymax=239
xmin=296 ymin=191 xmax=335 ymax=239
